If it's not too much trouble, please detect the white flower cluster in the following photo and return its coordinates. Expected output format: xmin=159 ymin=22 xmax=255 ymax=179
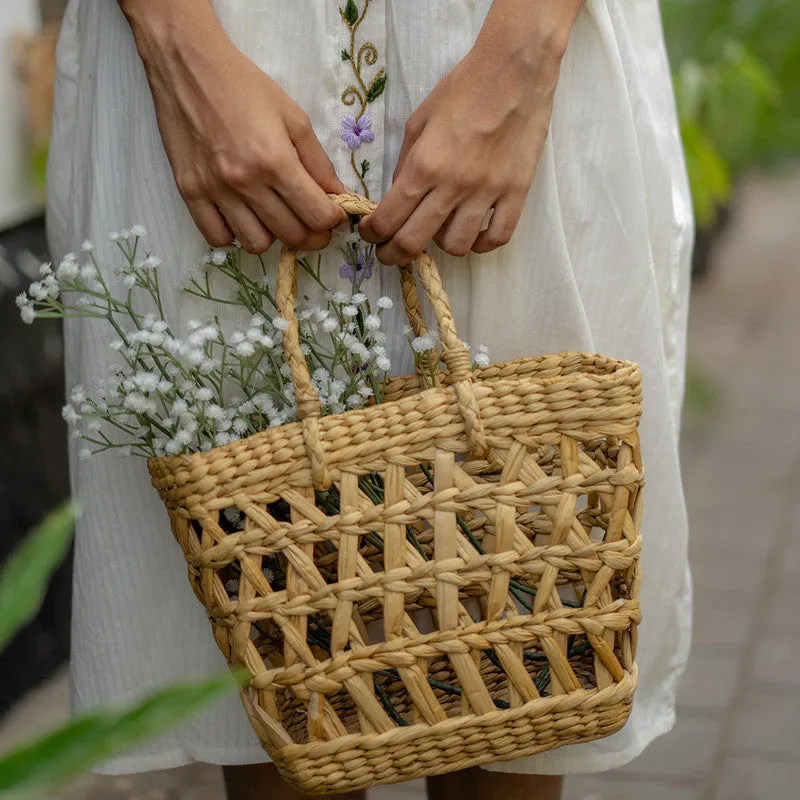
xmin=18 ymin=230 xmax=415 ymax=460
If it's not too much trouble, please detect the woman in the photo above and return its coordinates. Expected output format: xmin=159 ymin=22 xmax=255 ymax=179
xmin=47 ymin=1 xmax=693 ymax=798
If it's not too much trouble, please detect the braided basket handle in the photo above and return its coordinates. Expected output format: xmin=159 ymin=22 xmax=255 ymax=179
xmin=277 ymin=192 xmax=488 ymax=489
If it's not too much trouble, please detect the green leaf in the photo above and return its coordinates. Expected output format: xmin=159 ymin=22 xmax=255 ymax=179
xmin=366 ymin=73 xmax=387 ymax=103
xmin=360 ymin=159 xmax=370 ymax=178
xmin=0 ymin=503 xmax=76 ymax=652
xmin=341 ymin=49 xmax=351 ymax=62
xmin=0 ymin=670 xmax=246 ymax=794
xmin=342 ymin=0 xmax=359 ymax=26
xmin=679 ymin=119 xmax=731 ymax=227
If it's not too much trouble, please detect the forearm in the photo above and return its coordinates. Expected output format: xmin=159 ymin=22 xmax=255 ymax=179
xmin=475 ymin=0 xmax=584 ymax=71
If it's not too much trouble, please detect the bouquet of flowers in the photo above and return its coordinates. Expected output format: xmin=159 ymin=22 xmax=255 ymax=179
xmin=17 ymin=227 xmax=489 ymax=460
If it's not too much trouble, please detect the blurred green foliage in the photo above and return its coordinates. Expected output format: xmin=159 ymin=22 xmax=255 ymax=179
xmin=663 ymin=0 xmax=800 ymax=225
xmin=0 ymin=506 xmax=243 ymax=797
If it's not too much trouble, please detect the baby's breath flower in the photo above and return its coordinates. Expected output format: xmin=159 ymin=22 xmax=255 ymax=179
xmin=79 ymin=447 xmax=94 ymax=462
xmin=130 ymin=225 xmax=147 ymax=238
xmin=80 ymin=264 xmax=98 ymax=282
xmin=412 ymin=333 xmax=437 ymax=353
xmin=195 ymin=387 xmax=214 ymax=402
xmin=235 ymin=341 xmax=255 ymax=357
xmin=377 ymin=296 xmax=393 ymax=309
xmin=208 ymin=249 xmax=228 ymax=266
xmin=342 ymin=305 xmax=358 ymax=317
xmin=81 ymin=239 xmax=94 ymax=252
xmin=70 ymin=386 xmax=86 ymax=405
xmin=321 ymin=317 xmax=338 ymax=333
xmin=331 ymin=290 xmax=349 ymax=304
xmin=15 ymin=293 xmax=29 ymax=309
xmin=272 ymin=316 xmax=290 ymax=331
xmin=143 ymin=255 xmax=162 ymax=269
xmin=376 ymin=356 xmax=391 ymax=371
xmin=364 ymin=314 xmax=381 ymax=331
xmin=232 ymin=418 xmax=249 ymax=436
xmin=133 ymin=372 xmax=160 ymax=393
xmin=28 ymin=282 xmax=48 ymax=300
xmin=351 ymin=292 xmax=367 ymax=305
xmin=62 ymin=404 xmax=80 ymax=425
xmin=39 ymin=262 xmax=52 ymax=276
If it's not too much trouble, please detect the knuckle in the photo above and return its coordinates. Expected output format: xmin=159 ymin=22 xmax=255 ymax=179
xmin=242 ymin=237 xmax=271 ymax=255
xmin=281 ymin=229 xmax=307 ymax=250
xmin=404 ymin=116 xmax=423 ymax=139
xmin=309 ymin=207 xmax=341 ymax=232
xmin=366 ymin=215 xmax=395 ymax=242
xmin=437 ymin=231 xmax=471 ymax=257
xmin=290 ymin=111 xmax=313 ymax=139
xmin=177 ymin=175 xmax=204 ymax=202
xmin=486 ymin=229 xmax=514 ymax=248
xmin=410 ymin=157 xmax=442 ymax=184
xmin=393 ymin=232 xmax=423 ymax=258
xmin=206 ymin=230 xmax=232 ymax=248
xmin=216 ymin=158 xmax=251 ymax=190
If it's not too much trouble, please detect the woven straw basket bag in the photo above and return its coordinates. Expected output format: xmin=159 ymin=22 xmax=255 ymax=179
xmin=148 ymin=194 xmax=644 ymax=795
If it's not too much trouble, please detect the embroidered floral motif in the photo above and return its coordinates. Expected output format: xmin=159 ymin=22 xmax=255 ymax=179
xmin=338 ymin=0 xmax=386 ymax=197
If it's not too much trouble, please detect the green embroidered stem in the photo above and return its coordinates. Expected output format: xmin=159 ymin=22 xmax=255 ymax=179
xmin=339 ymin=0 xmax=386 ymax=197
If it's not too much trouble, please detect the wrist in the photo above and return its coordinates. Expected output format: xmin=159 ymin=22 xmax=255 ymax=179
xmin=119 ymin=0 xmax=230 ymax=68
xmin=474 ymin=0 xmax=583 ymax=72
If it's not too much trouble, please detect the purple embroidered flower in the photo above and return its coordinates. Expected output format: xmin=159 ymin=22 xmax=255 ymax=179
xmin=340 ymin=114 xmax=375 ymax=150
xmin=339 ymin=246 xmax=375 ymax=283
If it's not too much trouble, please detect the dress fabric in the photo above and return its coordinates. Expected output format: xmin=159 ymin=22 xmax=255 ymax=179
xmin=47 ymin=0 xmax=694 ymax=775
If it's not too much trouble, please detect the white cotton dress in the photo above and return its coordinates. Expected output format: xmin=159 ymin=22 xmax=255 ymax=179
xmin=47 ymin=0 xmax=693 ymax=776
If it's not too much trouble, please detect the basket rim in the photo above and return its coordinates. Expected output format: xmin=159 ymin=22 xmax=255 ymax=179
xmin=148 ymin=351 xmax=642 ymax=507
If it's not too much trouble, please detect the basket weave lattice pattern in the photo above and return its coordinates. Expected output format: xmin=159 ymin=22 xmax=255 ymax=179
xmin=148 ymin=195 xmax=644 ymax=795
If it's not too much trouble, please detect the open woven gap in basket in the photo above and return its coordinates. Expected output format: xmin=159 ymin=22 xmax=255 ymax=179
xmin=190 ymin=432 xmax=638 ymax=749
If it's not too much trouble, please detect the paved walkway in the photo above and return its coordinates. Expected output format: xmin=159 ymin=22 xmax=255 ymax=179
xmin=3 ymin=169 xmax=799 ymax=799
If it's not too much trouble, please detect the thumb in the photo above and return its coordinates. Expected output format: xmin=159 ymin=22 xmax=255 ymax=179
xmin=294 ymin=131 xmax=348 ymax=196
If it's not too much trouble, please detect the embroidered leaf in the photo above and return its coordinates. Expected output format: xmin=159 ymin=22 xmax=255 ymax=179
xmin=341 ymin=49 xmax=351 ymax=62
xmin=366 ymin=74 xmax=387 ymax=103
xmin=360 ymin=159 xmax=371 ymax=178
xmin=343 ymin=0 xmax=359 ymax=26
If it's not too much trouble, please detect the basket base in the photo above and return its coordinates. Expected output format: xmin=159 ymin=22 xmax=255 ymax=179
xmin=270 ymin=670 xmax=636 ymax=795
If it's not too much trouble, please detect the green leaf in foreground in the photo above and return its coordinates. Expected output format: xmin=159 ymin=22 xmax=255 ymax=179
xmin=0 ymin=503 xmax=76 ymax=652
xmin=0 ymin=670 xmax=247 ymax=795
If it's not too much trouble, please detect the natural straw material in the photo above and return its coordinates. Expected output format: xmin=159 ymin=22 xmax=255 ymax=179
xmin=148 ymin=194 xmax=644 ymax=795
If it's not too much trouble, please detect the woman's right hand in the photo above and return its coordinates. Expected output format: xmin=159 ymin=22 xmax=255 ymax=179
xmin=120 ymin=0 xmax=347 ymax=253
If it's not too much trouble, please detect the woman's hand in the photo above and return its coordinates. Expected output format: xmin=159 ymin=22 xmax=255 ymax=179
xmin=120 ymin=0 xmax=347 ymax=253
xmin=359 ymin=0 xmax=583 ymax=265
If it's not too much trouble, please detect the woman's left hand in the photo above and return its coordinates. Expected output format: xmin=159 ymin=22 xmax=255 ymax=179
xmin=359 ymin=0 xmax=583 ymax=265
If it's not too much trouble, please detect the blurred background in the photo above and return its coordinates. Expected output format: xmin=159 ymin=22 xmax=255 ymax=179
xmin=1 ymin=0 xmax=799 ymax=798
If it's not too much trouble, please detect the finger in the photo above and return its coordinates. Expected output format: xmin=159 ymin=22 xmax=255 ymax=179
xmin=272 ymin=154 xmax=347 ymax=233
xmin=218 ymin=197 xmax=275 ymax=254
xmin=434 ymin=198 xmax=494 ymax=258
xmin=471 ymin=195 xmax=525 ymax=254
xmin=290 ymin=120 xmax=348 ymax=195
xmin=185 ymin=200 xmax=236 ymax=248
xmin=391 ymin=117 xmax=424 ymax=183
xmin=244 ymin=186 xmax=327 ymax=250
xmin=359 ymin=159 xmax=433 ymax=245
xmin=375 ymin=189 xmax=456 ymax=266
